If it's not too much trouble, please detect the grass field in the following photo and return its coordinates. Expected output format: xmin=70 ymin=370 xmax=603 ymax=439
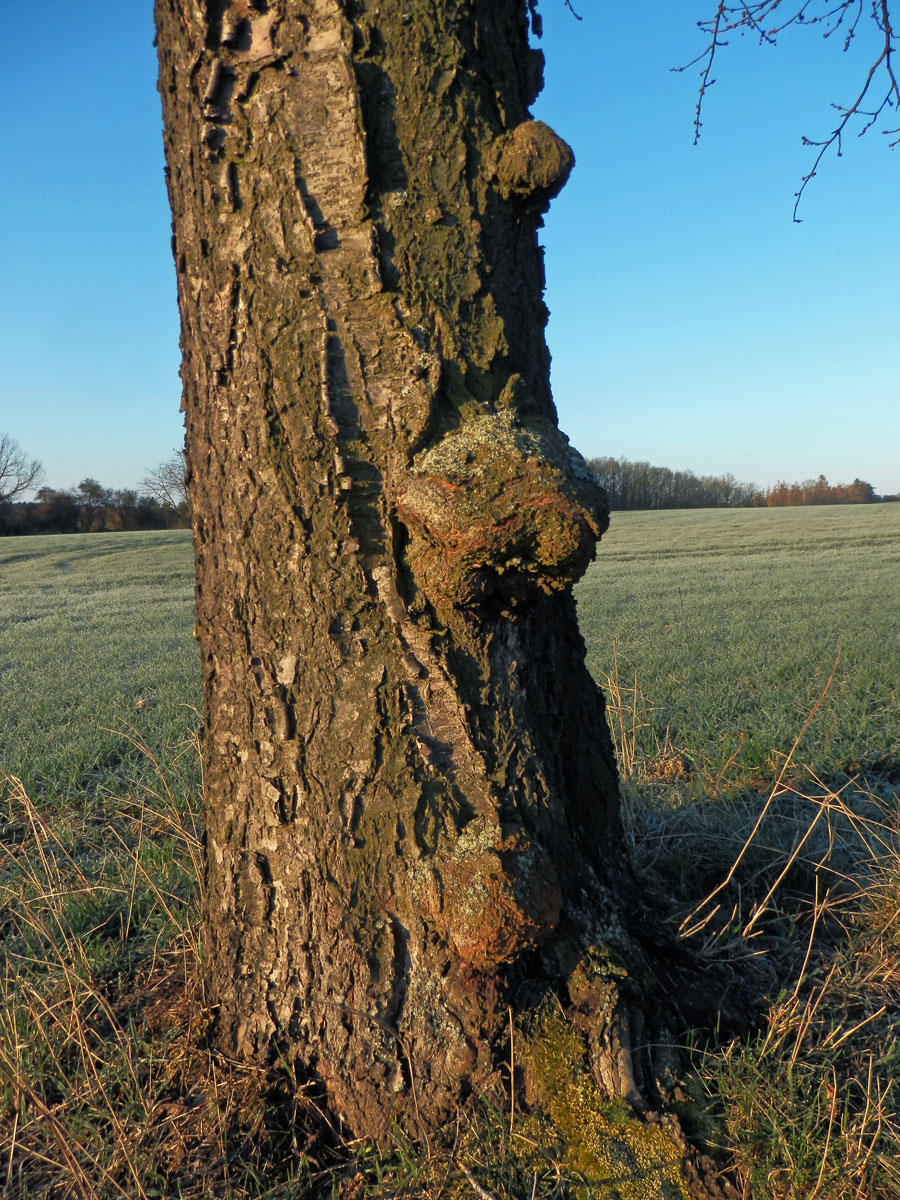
xmin=0 ymin=530 xmax=199 ymax=807
xmin=1 ymin=507 xmax=899 ymax=1199
xmin=3 ymin=505 xmax=897 ymax=810
xmin=577 ymin=503 xmax=900 ymax=792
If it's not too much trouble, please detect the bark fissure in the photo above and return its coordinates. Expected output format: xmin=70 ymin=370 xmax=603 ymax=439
xmin=156 ymin=0 xmax=674 ymax=1146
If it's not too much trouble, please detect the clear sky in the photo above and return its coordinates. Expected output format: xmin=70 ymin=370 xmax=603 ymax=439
xmin=2 ymin=4 xmax=897 ymax=497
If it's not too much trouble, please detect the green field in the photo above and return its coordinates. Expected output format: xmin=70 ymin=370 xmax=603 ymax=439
xmin=576 ymin=503 xmax=900 ymax=791
xmin=0 ymin=530 xmax=200 ymax=806
xmin=1 ymin=506 xmax=898 ymax=808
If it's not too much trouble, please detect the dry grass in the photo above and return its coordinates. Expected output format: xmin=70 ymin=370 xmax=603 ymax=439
xmin=694 ymin=783 xmax=900 ymax=1199
xmin=606 ymin=656 xmax=900 ymax=1200
xmin=0 ymin=760 xmax=327 ymax=1200
xmin=1 ymin=666 xmax=898 ymax=1198
xmin=3 ymin=756 xmax=898 ymax=1200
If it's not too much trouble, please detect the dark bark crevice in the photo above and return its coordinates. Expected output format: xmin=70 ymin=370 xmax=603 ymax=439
xmin=154 ymin=4 xmax=716 ymax=1185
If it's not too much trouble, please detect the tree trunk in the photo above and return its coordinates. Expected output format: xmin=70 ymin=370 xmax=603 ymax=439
xmin=155 ymin=0 xmax=674 ymax=1144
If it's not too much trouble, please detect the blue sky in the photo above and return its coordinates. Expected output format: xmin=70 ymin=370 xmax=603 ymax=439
xmin=2 ymin=3 xmax=897 ymax=496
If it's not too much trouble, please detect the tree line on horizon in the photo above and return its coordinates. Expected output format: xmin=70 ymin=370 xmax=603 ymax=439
xmin=1 ymin=479 xmax=190 ymax=536
xmin=1 ymin=436 xmax=893 ymax=536
xmin=1 ymin=475 xmax=192 ymax=537
xmin=586 ymin=455 xmax=895 ymax=511
xmin=0 ymin=440 xmax=190 ymax=536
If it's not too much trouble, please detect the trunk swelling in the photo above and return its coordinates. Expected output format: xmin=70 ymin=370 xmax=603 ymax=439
xmin=156 ymin=0 xmax=664 ymax=1140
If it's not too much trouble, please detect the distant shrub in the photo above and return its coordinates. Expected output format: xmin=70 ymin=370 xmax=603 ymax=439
xmin=765 ymin=475 xmax=879 ymax=506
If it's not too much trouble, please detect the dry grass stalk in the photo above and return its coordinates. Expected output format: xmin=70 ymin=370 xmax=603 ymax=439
xmin=679 ymin=648 xmax=842 ymax=938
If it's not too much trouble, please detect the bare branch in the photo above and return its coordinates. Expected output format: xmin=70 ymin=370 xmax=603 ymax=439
xmin=0 ymin=434 xmax=44 ymax=504
xmin=142 ymin=449 xmax=190 ymax=520
xmin=793 ymin=8 xmax=898 ymax=216
xmin=678 ymin=1 xmax=898 ymax=216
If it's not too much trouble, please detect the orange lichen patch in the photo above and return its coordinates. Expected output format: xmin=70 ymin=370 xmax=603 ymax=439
xmin=424 ymin=829 xmax=562 ymax=970
xmin=397 ymin=411 xmax=608 ymax=608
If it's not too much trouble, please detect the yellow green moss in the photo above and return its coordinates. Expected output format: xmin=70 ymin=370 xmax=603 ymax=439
xmin=523 ymin=1009 xmax=692 ymax=1200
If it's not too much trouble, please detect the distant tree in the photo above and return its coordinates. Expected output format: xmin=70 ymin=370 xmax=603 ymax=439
xmin=74 ymin=478 xmax=110 ymax=532
xmin=76 ymin=478 xmax=107 ymax=506
xmin=839 ymin=477 xmax=878 ymax=503
xmin=107 ymin=487 xmax=170 ymax=532
xmin=0 ymin=434 xmax=44 ymax=505
xmin=689 ymin=1 xmax=898 ymax=218
xmin=142 ymin=450 xmax=190 ymax=526
xmin=32 ymin=487 xmax=80 ymax=534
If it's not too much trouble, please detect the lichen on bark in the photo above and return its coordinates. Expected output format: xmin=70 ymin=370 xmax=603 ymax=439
xmin=398 ymin=409 xmax=608 ymax=610
xmin=155 ymin=0 xmax=691 ymax=1155
xmin=492 ymin=118 xmax=575 ymax=206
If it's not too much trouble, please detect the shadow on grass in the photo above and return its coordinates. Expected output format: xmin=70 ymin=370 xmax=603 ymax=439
xmin=621 ymin=764 xmax=900 ymax=1200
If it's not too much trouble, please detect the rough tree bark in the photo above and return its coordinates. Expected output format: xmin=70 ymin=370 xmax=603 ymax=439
xmin=155 ymin=0 xmax=691 ymax=1151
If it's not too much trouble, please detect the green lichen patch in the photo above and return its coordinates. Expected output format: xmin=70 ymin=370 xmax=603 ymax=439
xmin=522 ymin=1009 xmax=692 ymax=1200
xmin=397 ymin=410 xmax=608 ymax=609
